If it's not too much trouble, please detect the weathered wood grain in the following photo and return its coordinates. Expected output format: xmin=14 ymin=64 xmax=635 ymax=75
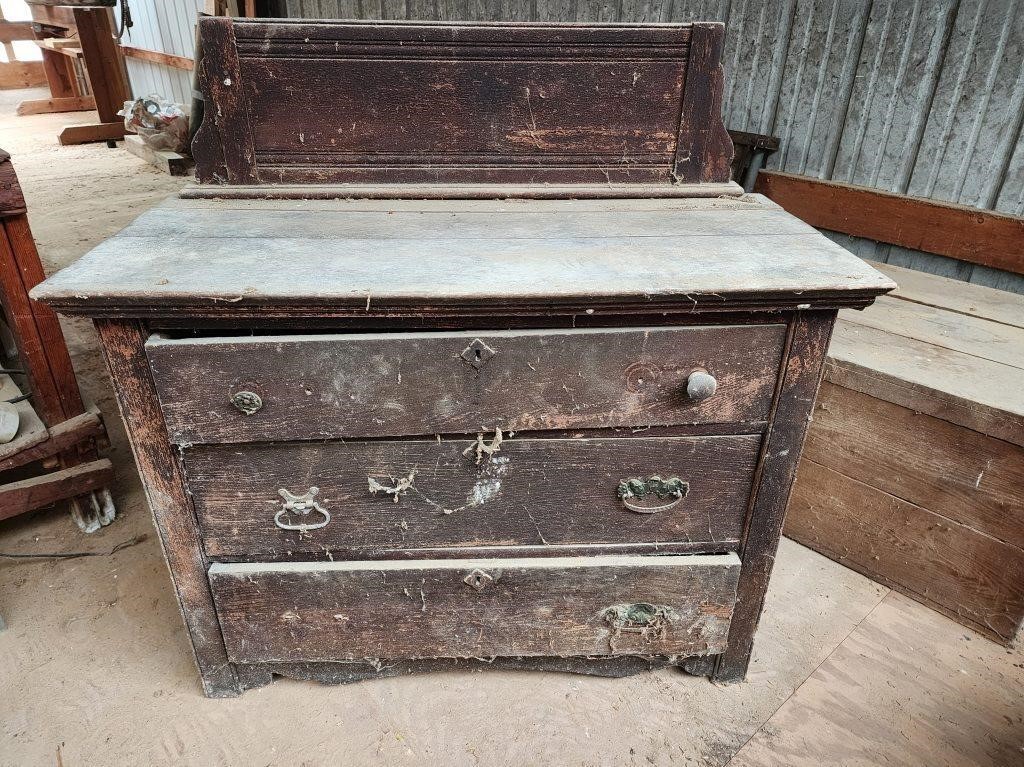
xmin=804 ymin=382 xmax=1024 ymax=550
xmin=191 ymin=18 xmax=734 ymax=186
xmin=94 ymin=319 xmax=240 ymax=697
xmin=827 ymin=322 xmax=1024 ymax=447
xmin=867 ymin=260 xmax=1024 ymax=330
xmin=786 ymin=460 xmax=1024 ymax=644
xmin=31 ymin=198 xmax=894 ymax=318
xmin=714 ymin=310 xmax=836 ymax=682
xmin=209 ymin=553 xmax=741 ymax=662
xmin=756 ymin=171 xmax=1024 ymax=275
xmin=147 ymin=326 xmax=786 ymax=443
xmin=841 ymin=295 xmax=1024 ymax=369
xmin=0 ymin=459 xmax=113 ymax=523
xmin=185 ymin=435 xmax=760 ymax=558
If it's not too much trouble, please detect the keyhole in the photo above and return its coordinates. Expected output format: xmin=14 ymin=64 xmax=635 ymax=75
xmin=474 ymin=348 xmax=482 ymax=361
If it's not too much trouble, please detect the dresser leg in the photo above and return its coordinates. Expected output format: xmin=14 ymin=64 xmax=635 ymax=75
xmin=712 ymin=311 xmax=836 ymax=686
xmin=95 ymin=319 xmax=241 ymax=699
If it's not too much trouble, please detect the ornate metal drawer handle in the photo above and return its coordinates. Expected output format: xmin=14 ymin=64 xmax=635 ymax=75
xmin=274 ymin=487 xmax=331 ymax=531
xmin=616 ymin=476 xmax=689 ymax=514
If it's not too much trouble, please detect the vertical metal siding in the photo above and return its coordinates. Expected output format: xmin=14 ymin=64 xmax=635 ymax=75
xmin=116 ymin=0 xmax=203 ymax=106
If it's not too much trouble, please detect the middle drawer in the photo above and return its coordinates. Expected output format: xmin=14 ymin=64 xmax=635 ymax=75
xmin=184 ymin=434 xmax=760 ymax=559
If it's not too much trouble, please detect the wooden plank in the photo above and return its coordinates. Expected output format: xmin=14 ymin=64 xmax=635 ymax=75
xmin=0 ymin=458 xmax=113 ymax=522
xmin=755 ymin=171 xmax=1024 ymax=275
xmin=841 ymin=295 xmax=1024 ymax=369
xmin=146 ymin=326 xmax=787 ymax=443
xmin=124 ymin=135 xmax=191 ymax=176
xmin=72 ymin=7 xmax=129 ymax=124
xmin=786 ymin=460 xmax=1024 ymax=644
xmin=827 ymin=321 xmax=1024 ymax=446
xmin=185 ymin=435 xmax=760 ymax=558
xmin=179 ymin=182 xmax=745 ymax=200
xmin=714 ymin=310 xmax=836 ymax=682
xmin=57 ymin=122 xmax=125 ymax=145
xmin=0 ymin=61 xmax=46 ymax=89
xmin=868 ymin=260 xmax=1024 ymax=330
xmin=0 ymin=21 xmax=36 ymax=43
xmin=94 ymin=319 xmax=239 ymax=697
xmin=0 ymin=213 xmax=85 ymax=426
xmin=804 ymin=382 xmax=1024 ymax=550
xmin=729 ymin=592 xmax=1024 ymax=766
xmin=673 ymin=23 xmax=732 ymax=184
xmin=30 ymin=199 xmax=895 ymax=318
xmin=195 ymin=17 xmax=255 ymax=184
xmin=119 ymin=45 xmax=193 ymax=71
xmin=16 ymin=95 xmax=96 ymax=115
xmin=209 ymin=553 xmax=742 ymax=662
xmin=0 ymin=409 xmax=104 ymax=473
xmin=39 ymin=48 xmax=77 ymax=99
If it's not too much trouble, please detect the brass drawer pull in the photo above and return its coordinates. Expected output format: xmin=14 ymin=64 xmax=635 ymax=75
xmin=616 ymin=476 xmax=689 ymax=514
xmin=274 ymin=487 xmax=331 ymax=531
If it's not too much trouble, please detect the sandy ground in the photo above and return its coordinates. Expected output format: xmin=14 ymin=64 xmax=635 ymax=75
xmin=0 ymin=87 xmax=1021 ymax=767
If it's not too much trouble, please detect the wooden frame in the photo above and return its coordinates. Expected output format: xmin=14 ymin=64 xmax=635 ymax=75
xmin=755 ymin=171 xmax=1024 ymax=275
xmin=0 ymin=151 xmax=114 ymax=530
xmin=191 ymin=18 xmax=735 ymax=191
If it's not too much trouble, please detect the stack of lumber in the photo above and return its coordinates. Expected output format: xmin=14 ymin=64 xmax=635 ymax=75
xmin=787 ymin=260 xmax=1024 ymax=645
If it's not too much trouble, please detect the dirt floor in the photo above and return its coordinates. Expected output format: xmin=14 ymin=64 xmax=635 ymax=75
xmin=0 ymin=87 xmax=1022 ymax=767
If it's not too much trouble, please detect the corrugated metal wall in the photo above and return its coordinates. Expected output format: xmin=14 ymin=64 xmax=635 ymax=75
xmin=116 ymin=0 xmax=202 ymax=106
xmin=283 ymin=0 xmax=1024 ymax=293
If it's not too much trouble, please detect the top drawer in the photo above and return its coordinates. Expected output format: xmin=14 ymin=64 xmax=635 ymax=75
xmin=146 ymin=325 xmax=786 ymax=444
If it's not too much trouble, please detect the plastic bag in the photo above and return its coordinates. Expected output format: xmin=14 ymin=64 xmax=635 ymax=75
xmin=118 ymin=95 xmax=189 ymax=153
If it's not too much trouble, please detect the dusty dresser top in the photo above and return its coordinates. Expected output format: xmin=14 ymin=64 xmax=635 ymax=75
xmin=33 ymin=194 xmax=894 ymax=319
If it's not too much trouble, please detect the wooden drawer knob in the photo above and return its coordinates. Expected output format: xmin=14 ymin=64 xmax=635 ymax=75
xmin=686 ymin=370 xmax=717 ymax=402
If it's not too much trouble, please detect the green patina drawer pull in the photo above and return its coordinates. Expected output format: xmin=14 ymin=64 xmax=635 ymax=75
xmin=616 ymin=475 xmax=689 ymax=514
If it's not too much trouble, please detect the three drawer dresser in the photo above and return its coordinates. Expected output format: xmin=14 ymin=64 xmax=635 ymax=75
xmin=34 ymin=17 xmax=894 ymax=696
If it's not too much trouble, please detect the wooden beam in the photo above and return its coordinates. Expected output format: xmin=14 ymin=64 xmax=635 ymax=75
xmin=0 ymin=458 xmax=114 ymax=523
xmin=120 ymin=45 xmax=193 ymax=71
xmin=0 ymin=21 xmax=36 ymax=43
xmin=72 ymin=7 xmax=129 ymax=124
xmin=124 ymin=134 xmax=191 ymax=175
xmin=57 ymin=121 xmax=124 ymax=145
xmin=755 ymin=171 xmax=1024 ymax=276
xmin=0 ymin=61 xmax=46 ymax=89
xmin=0 ymin=410 xmax=105 ymax=473
xmin=16 ymin=94 xmax=95 ymax=115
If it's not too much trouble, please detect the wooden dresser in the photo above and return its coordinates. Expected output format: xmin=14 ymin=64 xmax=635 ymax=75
xmin=33 ymin=18 xmax=893 ymax=697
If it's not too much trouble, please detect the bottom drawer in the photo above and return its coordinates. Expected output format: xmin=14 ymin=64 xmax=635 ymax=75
xmin=209 ymin=553 xmax=741 ymax=663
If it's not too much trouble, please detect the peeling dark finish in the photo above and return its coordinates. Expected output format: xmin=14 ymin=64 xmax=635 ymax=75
xmin=674 ymin=23 xmax=734 ymax=184
xmin=146 ymin=326 xmax=787 ymax=444
xmin=208 ymin=554 xmax=740 ymax=663
xmin=713 ymin=311 xmax=836 ymax=683
xmin=183 ymin=435 xmax=760 ymax=559
xmin=191 ymin=18 xmax=734 ymax=188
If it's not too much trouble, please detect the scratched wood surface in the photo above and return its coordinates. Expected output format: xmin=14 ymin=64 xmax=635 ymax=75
xmin=30 ymin=196 xmax=894 ymax=317
xmin=146 ymin=325 xmax=785 ymax=444
xmin=184 ymin=434 xmax=760 ymax=558
xmin=209 ymin=553 xmax=741 ymax=662
xmin=192 ymin=18 xmax=734 ymax=187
